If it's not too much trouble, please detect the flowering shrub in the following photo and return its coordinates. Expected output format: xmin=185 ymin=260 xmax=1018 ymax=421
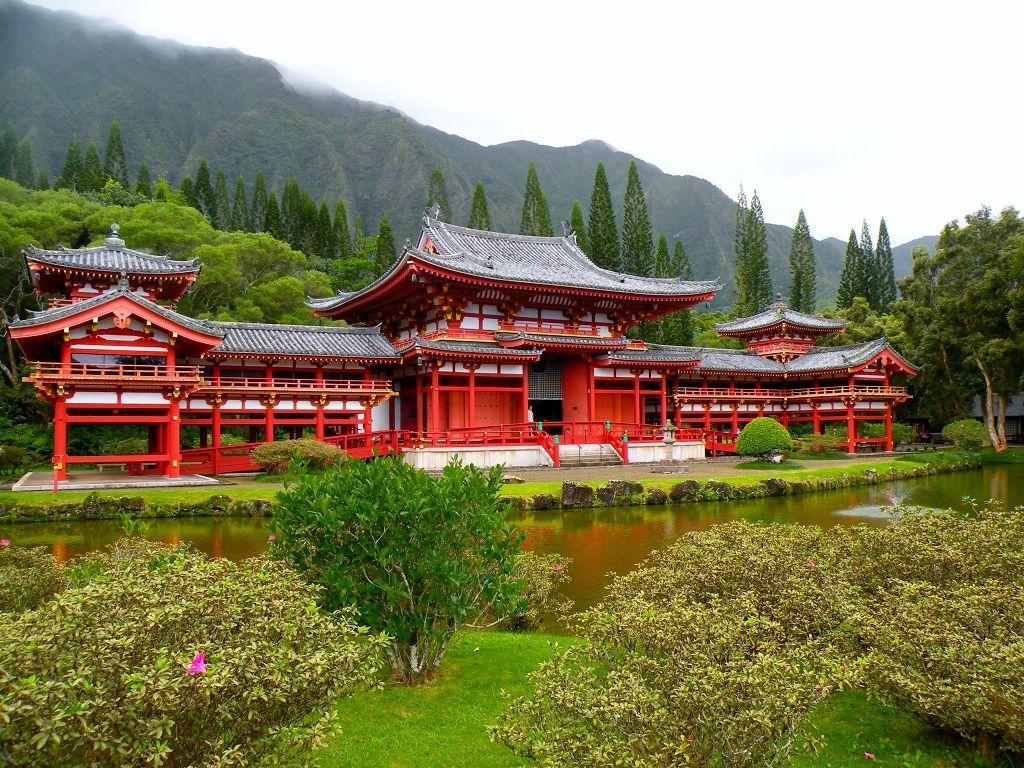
xmin=941 ymin=419 xmax=989 ymax=450
xmin=498 ymin=551 xmax=572 ymax=631
xmin=492 ymin=523 xmax=860 ymax=767
xmin=251 ymin=438 xmax=343 ymax=473
xmin=0 ymin=544 xmax=66 ymax=612
xmin=735 ymin=417 xmax=794 ymax=460
xmin=0 ymin=539 xmax=384 ymax=767
xmin=272 ymin=457 xmax=523 ymax=684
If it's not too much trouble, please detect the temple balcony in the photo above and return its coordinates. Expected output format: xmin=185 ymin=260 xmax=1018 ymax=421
xmin=27 ymin=362 xmax=202 ymax=393
xmin=198 ymin=376 xmax=395 ymax=399
xmin=497 ymin=320 xmax=603 ymax=337
xmin=674 ymin=384 xmax=909 ymax=402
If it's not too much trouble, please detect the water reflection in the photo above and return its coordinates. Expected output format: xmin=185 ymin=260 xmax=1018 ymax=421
xmin=5 ymin=466 xmax=1022 ymax=627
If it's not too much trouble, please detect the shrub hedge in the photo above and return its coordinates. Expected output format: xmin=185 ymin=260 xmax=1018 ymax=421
xmin=942 ymin=419 xmax=989 ymax=450
xmin=735 ymin=417 xmax=794 ymax=459
xmin=0 ymin=545 xmax=66 ymax=612
xmin=251 ymin=438 xmax=343 ymax=473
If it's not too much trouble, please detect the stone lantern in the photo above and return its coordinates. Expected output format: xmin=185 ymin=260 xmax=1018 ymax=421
xmin=662 ymin=420 xmax=677 ymax=445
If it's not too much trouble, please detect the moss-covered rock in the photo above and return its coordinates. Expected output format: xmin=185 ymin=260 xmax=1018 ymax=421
xmin=669 ymin=480 xmax=701 ymax=502
xmin=531 ymin=493 xmax=557 ymax=510
xmin=560 ymin=482 xmax=594 ymax=509
xmin=595 ymin=481 xmax=644 ymax=506
xmin=645 ymin=488 xmax=668 ymax=505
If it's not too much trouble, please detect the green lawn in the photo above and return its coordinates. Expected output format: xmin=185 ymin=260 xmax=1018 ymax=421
xmin=317 ymin=630 xmax=991 ymax=768
xmin=0 ymin=483 xmax=282 ymax=507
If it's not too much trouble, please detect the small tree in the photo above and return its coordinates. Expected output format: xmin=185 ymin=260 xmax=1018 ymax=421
xmin=735 ymin=417 xmax=794 ymax=461
xmin=271 ymin=457 xmax=524 ymax=684
xmin=941 ymin=419 xmax=989 ymax=450
xmin=251 ymin=438 xmax=343 ymax=474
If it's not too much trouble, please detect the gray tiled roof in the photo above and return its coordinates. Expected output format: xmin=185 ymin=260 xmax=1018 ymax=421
xmin=494 ymin=331 xmax=626 ymax=348
xmin=714 ymin=302 xmax=845 ymax=335
xmin=209 ymin=322 xmax=400 ymax=360
xmin=310 ymin=218 xmax=721 ymax=312
xmin=596 ymin=344 xmax=701 ymax=364
xmin=10 ymin=285 xmax=222 ymax=338
xmin=24 ymin=243 xmax=200 ymax=275
xmin=786 ymin=338 xmax=918 ymax=373
xmin=405 ymin=337 xmax=542 ymax=358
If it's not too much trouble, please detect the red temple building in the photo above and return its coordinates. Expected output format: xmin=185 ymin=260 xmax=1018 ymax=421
xmin=9 ymin=218 xmax=916 ymax=488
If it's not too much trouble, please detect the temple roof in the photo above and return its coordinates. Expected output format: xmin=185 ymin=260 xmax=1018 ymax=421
xmin=494 ymin=330 xmax=627 ymax=349
xmin=401 ymin=336 xmax=542 ymax=360
xmin=24 ymin=229 xmax=200 ymax=277
xmin=208 ymin=322 xmax=400 ymax=361
xmin=714 ymin=297 xmax=844 ymax=336
xmin=310 ymin=217 xmax=720 ymax=313
xmin=610 ymin=338 xmax=915 ymax=375
xmin=595 ymin=344 xmax=702 ymax=364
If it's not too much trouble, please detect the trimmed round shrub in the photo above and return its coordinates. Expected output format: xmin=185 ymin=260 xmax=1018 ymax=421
xmin=735 ymin=417 xmax=794 ymax=459
xmin=0 ymin=545 xmax=66 ymax=612
xmin=251 ymin=437 xmax=343 ymax=473
xmin=0 ymin=539 xmax=384 ymax=767
xmin=941 ymin=419 xmax=989 ymax=450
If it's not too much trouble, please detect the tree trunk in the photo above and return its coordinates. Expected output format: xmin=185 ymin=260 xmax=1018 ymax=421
xmin=996 ymin=394 xmax=1008 ymax=448
xmin=974 ymin=358 xmax=1005 ymax=451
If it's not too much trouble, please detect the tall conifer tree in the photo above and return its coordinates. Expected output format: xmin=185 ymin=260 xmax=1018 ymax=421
xmin=194 ymin=160 xmax=215 ymax=219
xmin=736 ymin=191 xmax=771 ymax=313
xmin=81 ymin=142 xmax=102 ymax=192
xmin=375 ymin=214 xmax=396 ymax=276
xmin=315 ymin=200 xmax=334 ymax=258
xmin=212 ymin=169 xmax=230 ymax=229
xmin=36 ymin=169 xmax=50 ymax=190
xmin=15 ymin=139 xmax=34 ymax=188
xmin=281 ymin=180 xmax=303 ymax=248
xmin=569 ymin=200 xmax=589 ymax=255
xmin=519 ymin=163 xmax=553 ymax=236
xmin=333 ymin=200 xmax=352 ymax=259
xmin=134 ymin=164 xmax=152 ymax=197
xmin=425 ymin=169 xmax=451 ymax=220
xmin=264 ymin=192 xmax=284 ymax=240
xmin=467 ymin=182 xmax=492 ymax=230
xmin=180 ymin=177 xmax=196 ymax=208
xmin=859 ymin=220 xmax=877 ymax=308
xmin=621 ymin=161 xmax=654 ymax=276
xmin=55 ymin=134 xmax=82 ymax=190
xmin=876 ymin=217 xmax=897 ymax=309
xmin=250 ymin=172 xmax=268 ymax=232
xmin=732 ymin=186 xmax=750 ymax=308
xmin=787 ymin=209 xmax=816 ymax=312
xmin=102 ymin=121 xmax=129 ymax=186
xmin=0 ymin=121 xmax=16 ymax=179
xmin=653 ymin=233 xmax=671 ymax=277
xmin=837 ymin=229 xmax=860 ymax=309
xmin=672 ymin=240 xmax=692 ymax=279
xmin=229 ymin=176 xmax=249 ymax=231
xmin=587 ymin=163 xmax=619 ymax=270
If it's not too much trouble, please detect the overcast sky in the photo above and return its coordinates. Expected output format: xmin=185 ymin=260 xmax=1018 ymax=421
xmin=32 ymin=0 xmax=1024 ymax=244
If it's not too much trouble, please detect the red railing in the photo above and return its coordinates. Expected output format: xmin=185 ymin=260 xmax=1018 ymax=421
xmin=28 ymin=362 xmax=200 ymax=385
xmin=497 ymin=321 xmax=602 ymax=337
xmin=201 ymin=376 xmax=394 ymax=396
xmin=675 ymin=385 xmax=908 ymax=401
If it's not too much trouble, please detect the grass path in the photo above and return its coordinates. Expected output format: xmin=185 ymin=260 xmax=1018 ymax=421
xmin=317 ymin=630 xmax=988 ymax=768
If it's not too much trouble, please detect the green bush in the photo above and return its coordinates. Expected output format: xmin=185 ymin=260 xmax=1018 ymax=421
xmin=271 ymin=457 xmax=523 ymax=684
xmin=493 ymin=524 xmax=859 ymax=767
xmin=941 ymin=419 xmax=989 ymax=450
xmin=892 ymin=422 xmax=917 ymax=444
xmin=794 ymin=433 xmax=845 ymax=454
xmin=98 ymin=436 xmax=148 ymax=455
xmin=251 ymin=438 xmax=343 ymax=473
xmin=498 ymin=551 xmax=572 ymax=632
xmin=0 ymin=539 xmax=384 ymax=767
xmin=0 ymin=545 xmax=66 ymax=612
xmin=735 ymin=417 xmax=794 ymax=459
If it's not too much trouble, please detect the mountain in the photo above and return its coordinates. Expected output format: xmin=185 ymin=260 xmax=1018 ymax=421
xmin=0 ymin=0 xmax=921 ymax=307
xmin=891 ymin=235 xmax=938 ymax=277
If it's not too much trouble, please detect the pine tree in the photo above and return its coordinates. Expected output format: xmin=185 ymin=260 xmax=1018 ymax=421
xmin=315 ymin=200 xmax=334 ymax=258
xmin=876 ymin=217 xmax=897 ymax=309
xmin=298 ymin=192 xmax=318 ymax=254
xmin=587 ymin=163 xmax=619 ymax=270
xmin=425 ymin=169 xmax=451 ymax=220
xmin=102 ymin=120 xmax=129 ymax=186
xmin=36 ymin=169 xmax=50 ymax=190
xmin=250 ymin=172 xmax=268 ymax=232
xmin=732 ymin=186 xmax=750 ymax=308
xmin=194 ymin=160 xmax=215 ymax=219
xmin=264 ymin=192 xmax=284 ymax=241
xmin=55 ymin=134 xmax=83 ymax=190
xmin=212 ymin=169 xmax=230 ymax=229
xmin=837 ymin=229 xmax=860 ymax=309
xmin=466 ymin=182 xmax=492 ymax=230
xmin=859 ymin=220 xmax=877 ymax=308
xmin=653 ymin=233 xmax=671 ymax=277
xmin=519 ymin=163 xmax=553 ymax=236
xmin=281 ymin=180 xmax=303 ymax=248
xmin=621 ymin=161 xmax=654 ymax=276
xmin=180 ymin=177 xmax=196 ymax=208
xmin=134 ymin=164 xmax=152 ymax=197
xmin=671 ymin=240 xmax=692 ymax=279
xmin=569 ymin=200 xmax=589 ymax=254
xmin=81 ymin=142 xmax=102 ymax=192
xmin=229 ymin=176 xmax=249 ymax=231
xmin=0 ymin=121 xmax=16 ymax=179
xmin=375 ymin=213 xmax=396 ymax=276
xmin=788 ymin=209 xmax=816 ymax=312
xmin=333 ymin=200 xmax=352 ymax=259
xmin=738 ymin=191 xmax=772 ymax=313
xmin=15 ymin=139 xmax=34 ymax=188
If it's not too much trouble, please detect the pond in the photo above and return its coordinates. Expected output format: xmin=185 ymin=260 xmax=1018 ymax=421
xmin=6 ymin=465 xmax=1023 ymax=624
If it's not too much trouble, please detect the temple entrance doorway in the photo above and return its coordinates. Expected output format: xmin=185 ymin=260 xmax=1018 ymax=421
xmin=528 ymin=358 xmax=563 ymax=429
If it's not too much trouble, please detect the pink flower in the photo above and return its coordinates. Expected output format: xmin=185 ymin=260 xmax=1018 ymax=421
xmin=553 ymin=562 xmax=564 ymax=571
xmin=0 ymin=539 xmax=9 ymax=547
xmin=780 ymin=662 xmax=790 ymax=670
xmin=864 ymin=753 xmax=875 ymax=760
xmin=187 ymin=652 xmax=207 ymax=676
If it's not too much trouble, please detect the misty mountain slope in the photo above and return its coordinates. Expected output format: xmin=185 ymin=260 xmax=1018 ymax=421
xmin=0 ymin=0 xmax=923 ymax=306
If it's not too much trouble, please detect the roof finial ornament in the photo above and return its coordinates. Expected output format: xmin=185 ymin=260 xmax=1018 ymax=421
xmin=771 ymin=292 xmax=787 ymax=311
xmin=105 ymin=222 xmax=125 ymax=248
xmin=428 ymin=203 xmax=441 ymax=220
xmin=116 ymin=270 xmax=130 ymax=291
xmin=561 ymin=219 xmax=571 ymax=237
xmin=404 ymin=237 xmax=412 ymax=251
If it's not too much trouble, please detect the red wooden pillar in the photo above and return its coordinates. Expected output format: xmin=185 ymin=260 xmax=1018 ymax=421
xmin=846 ymin=404 xmax=856 ymax=454
xmin=632 ymin=371 xmax=641 ymax=425
xmin=52 ymin=397 xmax=67 ymax=482
xmin=415 ymin=374 xmax=424 ymax=434
xmin=812 ymin=404 xmax=820 ymax=434
xmin=167 ymin=398 xmax=181 ymax=478
xmin=363 ymin=368 xmax=373 ymax=433
xmin=520 ymin=365 xmax=529 ymax=423
xmin=264 ymin=363 xmax=275 ymax=442
xmin=430 ymin=365 xmax=441 ymax=433
xmin=211 ymin=400 xmax=222 ymax=475
xmin=467 ymin=365 xmax=477 ymax=428
xmin=703 ymin=406 xmax=711 ymax=431
xmin=659 ymin=372 xmax=667 ymax=425
xmin=587 ymin=357 xmax=596 ymax=421
xmin=730 ymin=405 xmax=739 ymax=435
xmin=314 ymin=366 xmax=326 ymax=439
